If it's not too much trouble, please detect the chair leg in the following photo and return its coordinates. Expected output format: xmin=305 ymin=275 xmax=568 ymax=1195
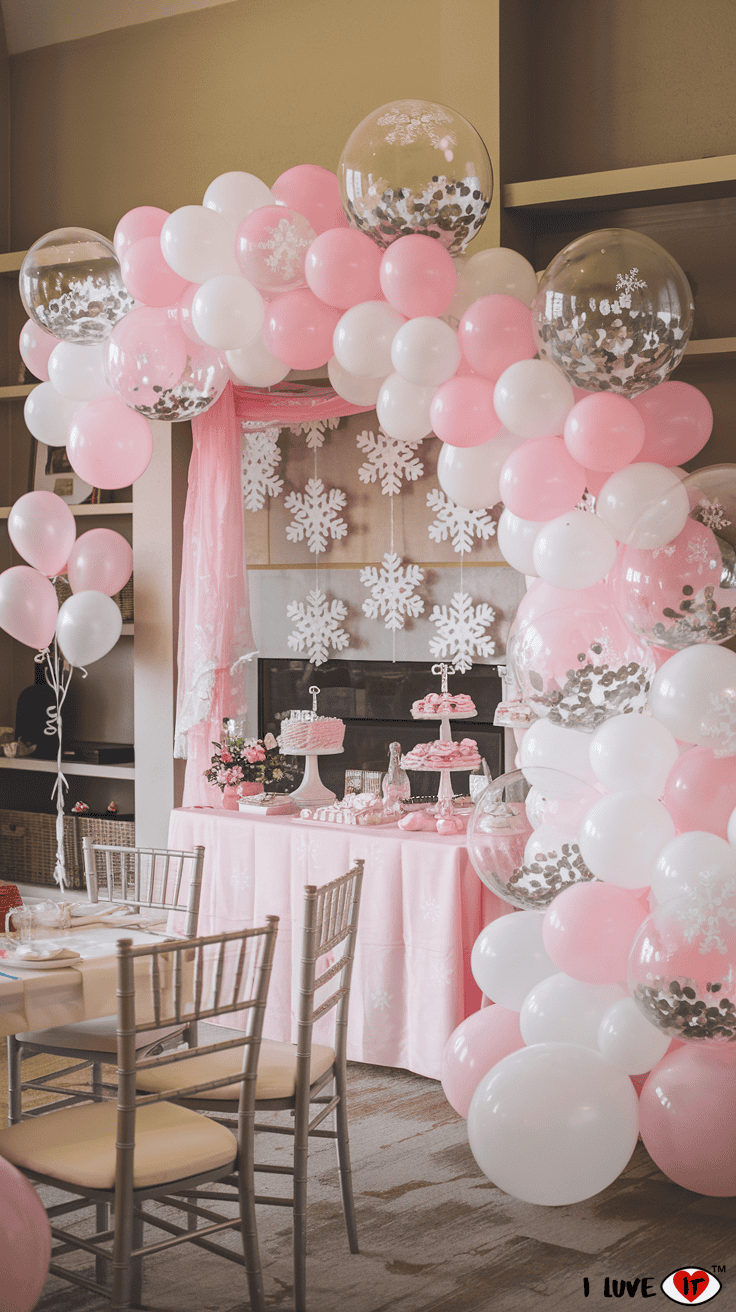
xmin=130 ymin=1211 xmax=144 ymax=1308
xmin=293 ymin=1103 xmax=309 ymax=1312
xmin=334 ymin=1065 xmax=359 ymax=1254
xmin=238 ymin=1119 xmax=265 ymax=1312
xmin=92 ymin=1060 xmax=105 ymax=1102
xmin=7 ymin=1035 xmax=22 ymax=1125
xmin=96 ymin=1203 xmax=110 ymax=1286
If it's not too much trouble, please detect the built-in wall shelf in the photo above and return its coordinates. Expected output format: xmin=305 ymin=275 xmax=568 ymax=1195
xmin=0 ymin=383 xmax=36 ymax=398
xmin=0 ymin=251 xmax=27 ymax=274
xmin=0 ymin=502 xmax=133 ymax=519
xmin=0 ymin=757 xmax=135 ymax=779
xmin=503 ymin=155 xmax=736 ymax=214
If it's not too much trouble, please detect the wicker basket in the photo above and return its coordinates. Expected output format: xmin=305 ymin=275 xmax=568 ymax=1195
xmin=53 ymin=575 xmax=134 ymax=623
xmin=0 ymin=810 xmax=135 ymax=891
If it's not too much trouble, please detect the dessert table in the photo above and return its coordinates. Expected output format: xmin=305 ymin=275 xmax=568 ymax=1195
xmin=168 ymin=806 xmax=512 ymax=1080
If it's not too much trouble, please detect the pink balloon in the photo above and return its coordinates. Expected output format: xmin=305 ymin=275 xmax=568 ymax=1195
xmin=542 ymin=882 xmax=647 ymax=984
xmin=271 ymin=164 xmax=350 ymax=235
xmin=441 ymin=1005 xmax=524 ymax=1118
xmin=0 ymin=565 xmax=58 ymax=648
xmin=113 ymin=205 xmax=170 ymax=260
xmin=121 ymin=236 xmax=189 ymax=306
xmin=106 ymin=306 xmax=188 ymax=409
xmin=379 ymin=235 xmax=456 ymax=318
xmin=499 ymin=437 xmax=587 ymax=520
xmin=663 ymin=746 xmax=736 ymax=838
xmin=19 ymin=319 xmax=59 ymax=383
xmin=513 ymin=578 xmax=613 ymax=631
xmin=563 ymin=393 xmax=645 ymax=472
xmin=67 ymin=396 xmax=153 ymax=489
xmin=305 ymin=227 xmax=382 ymax=308
xmin=263 ymin=288 xmax=341 ymax=370
xmin=640 ymin=1047 xmax=736 ymax=1194
xmin=458 ymin=294 xmax=536 ymax=382
xmin=632 ymin=381 xmax=713 ymax=466
xmin=0 ymin=1156 xmax=51 ymax=1312
xmin=172 ymin=283 xmax=207 ymax=345
xmin=8 ymin=491 xmax=76 ymax=577
xmin=430 ymin=375 xmax=500 ymax=448
xmin=66 ymin=528 xmax=133 ymax=596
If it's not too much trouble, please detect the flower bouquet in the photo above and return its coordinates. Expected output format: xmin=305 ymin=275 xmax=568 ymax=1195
xmin=204 ymin=725 xmax=300 ymax=804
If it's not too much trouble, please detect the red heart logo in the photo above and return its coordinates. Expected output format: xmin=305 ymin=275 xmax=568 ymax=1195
xmin=672 ymin=1270 xmax=711 ymax=1302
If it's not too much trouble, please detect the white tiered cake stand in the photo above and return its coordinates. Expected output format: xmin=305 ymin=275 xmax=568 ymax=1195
xmin=282 ymin=745 xmax=343 ymax=807
xmin=407 ymin=663 xmax=479 ymax=824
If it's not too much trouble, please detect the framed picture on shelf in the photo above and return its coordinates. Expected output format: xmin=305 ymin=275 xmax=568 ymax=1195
xmin=29 ymin=439 xmax=108 ymax=505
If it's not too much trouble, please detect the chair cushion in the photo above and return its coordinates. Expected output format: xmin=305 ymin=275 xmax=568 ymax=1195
xmin=136 ymin=1038 xmax=335 ymax=1102
xmin=0 ymin=1099 xmax=236 ymax=1191
xmin=18 ymin=1017 xmax=184 ymax=1054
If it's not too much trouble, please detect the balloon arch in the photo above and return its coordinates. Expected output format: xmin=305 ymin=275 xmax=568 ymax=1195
xmin=3 ymin=98 xmax=736 ymax=1205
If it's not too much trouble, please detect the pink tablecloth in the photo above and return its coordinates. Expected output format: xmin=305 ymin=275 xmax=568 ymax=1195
xmin=168 ymin=807 xmax=511 ymax=1080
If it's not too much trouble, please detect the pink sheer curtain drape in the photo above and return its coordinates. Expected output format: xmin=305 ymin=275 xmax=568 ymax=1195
xmin=174 ymin=382 xmax=256 ymax=808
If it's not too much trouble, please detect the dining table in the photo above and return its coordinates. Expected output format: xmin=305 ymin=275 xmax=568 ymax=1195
xmin=168 ymin=805 xmax=512 ymax=1080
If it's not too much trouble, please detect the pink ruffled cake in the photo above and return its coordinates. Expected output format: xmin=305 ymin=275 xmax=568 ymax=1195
xmin=411 ymin=692 xmax=476 ymax=717
xmin=401 ymin=737 xmax=481 ymax=771
xmin=278 ymin=713 xmax=345 ymax=753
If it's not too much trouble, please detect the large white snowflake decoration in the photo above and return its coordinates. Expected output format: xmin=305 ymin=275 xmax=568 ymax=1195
xmin=284 ymin=477 xmax=348 ymax=554
xmin=240 ymin=425 xmax=283 ymax=512
xmin=360 ymin=552 xmax=425 ymax=631
xmin=290 ymin=417 xmax=340 ymax=450
xmin=357 ymin=427 xmax=425 ymax=496
xmin=286 ymin=588 xmax=350 ymax=666
xmin=426 ymin=488 xmax=497 ymax=554
xmin=428 ymin=590 xmax=496 ymax=673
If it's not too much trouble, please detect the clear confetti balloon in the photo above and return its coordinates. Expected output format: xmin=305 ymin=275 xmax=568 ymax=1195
xmin=114 ymin=339 xmax=229 ymax=422
xmin=532 ymin=228 xmax=694 ymax=396
xmin=20 ymin=228 xmax=135 ymax=343
xmin=338 ymin=99 xmax=492 ymax=255
xmin=609 ymin=464 xmax=736 ymax=650
xmin=467 ymin=768 xmax=598 ymax=911
xmin=628 ymin=881 xmax=736 ymax=1048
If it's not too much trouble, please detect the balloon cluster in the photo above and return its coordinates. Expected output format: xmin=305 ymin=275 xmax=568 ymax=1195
xmin=438 ymin=220 xmax=736 ymax=1204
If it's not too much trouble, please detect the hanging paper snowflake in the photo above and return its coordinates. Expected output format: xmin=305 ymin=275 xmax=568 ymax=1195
xmin=286 ymin=588 xmax=350 ymax=666
xmin=284 ymin=477 xmax=348 ymax=554
xmin=240 ymin=425 xmax=283 ymax=512
xmin=290 ymin=417 xmax=341 ymax=450
xmin=357 ymin=427 xmax=425 ymax=496
xmin=426 ymin=488 xmax=497 ymax=554
xmin=428 ymin=590 xmax=496 ymax=673
xmin=360 ymin=552 xmax=425 ymax=631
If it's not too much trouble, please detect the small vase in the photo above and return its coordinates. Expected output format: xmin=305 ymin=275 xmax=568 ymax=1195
xmin=222 ymin=784 xmax=241 ymax=810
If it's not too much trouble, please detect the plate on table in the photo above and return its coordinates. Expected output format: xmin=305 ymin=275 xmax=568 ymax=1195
xmin=9 ymin=947 xmax=82 ymax=969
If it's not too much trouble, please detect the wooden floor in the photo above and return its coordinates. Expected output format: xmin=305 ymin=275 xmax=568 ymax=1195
xmin=3 ymin=1047 xmax=735 ymax=1312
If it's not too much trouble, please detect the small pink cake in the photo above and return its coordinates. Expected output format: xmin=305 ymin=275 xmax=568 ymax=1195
xmin=278 ymin=712 xmax=345 ymax=753
xmin=401 ymin=737 xmax=481 ymax=771
xmin=411 ymin=692 xmax=476 ymax=717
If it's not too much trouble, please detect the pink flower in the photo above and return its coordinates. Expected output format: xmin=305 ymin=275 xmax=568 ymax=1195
xmin=245 ymin=745 xmax=266 ymax=764
xmin=264 ymin=732 xmax=278 ymax=750
xmin=217 ymin=765 xmax=244 ymax=786
xmin=220 ymin=749 xmax=233 ymax=764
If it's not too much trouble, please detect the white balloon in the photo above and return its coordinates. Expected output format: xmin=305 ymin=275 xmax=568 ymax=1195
xmin=649 ymin=644 xmax=736 ymax=754
xmin=327 ymin=356 xmax=383 ymax=406
xmin=191 ymin=275 xmax=264 ymax=351
xmin=467 ymin=1043 xmax=639 ymax=1205
xmin=597 ymin=997 xmax=670 ymax=1074
xmin=332 ymin=301 xmax=405 ymax=378
xmin=650 ymin=831 xmax=736 ymax=905
xmin=203 ymin=171 xmax=275 ymax=229
xmin=578 ymin=791 xmax=676 ymax=889
xmin=48 ymin=341 xmax=111 ymax=401
xmin=390 ymin=316 xmax=461 ymax=387
xmin=23 ymin=382 xmax=84 ymax=446
xmin=589 ymin=713 xmax=679 ymax=797
xmin=519 ymin=718 xmax=598 ymax=791
xmin=446 ymin=247 xmax=539 ymax=325
xmin=532 ymin=509 xmax=617 ymax=590
xmin=521 ymin=973 xmax=625 ymax=1048
xmin=226 ymin=334 xmax=290 ymax=387
xmin=376 ymin=373 xmax=434 ymax=442
xmin=470 ymin=911 xmax=555 ymax=1010
xmin=56 ymin=591 xmax=122 ymax=667
xmin=729 ymin=806 xmax=736 ymax=850
xmin=497 ymin=507 xmax=542 ymax=575
xmin=437 ymin=431 xmax=522 ymax=512
xmin=597 ymin=463 xmax=689 ymax=549
xmin=493 ymin=359 xmax=575 ymax=440
xmin=160 ymin=206 xmax=239 ymax=283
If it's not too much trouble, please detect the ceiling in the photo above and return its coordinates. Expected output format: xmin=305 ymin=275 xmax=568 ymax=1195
xmin=0 ymin=0 xmax=239 ymax=56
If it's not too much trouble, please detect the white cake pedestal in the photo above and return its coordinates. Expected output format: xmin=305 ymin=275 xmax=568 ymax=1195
xmin=283 ymin=746 xmax=343 ymax=806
